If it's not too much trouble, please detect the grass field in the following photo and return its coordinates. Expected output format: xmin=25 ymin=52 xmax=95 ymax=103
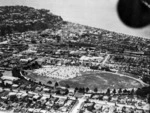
xmin=25 ymin=70 xmax=142 ymax=90
xmin=59 ymin=72 xmax=142 ymax=90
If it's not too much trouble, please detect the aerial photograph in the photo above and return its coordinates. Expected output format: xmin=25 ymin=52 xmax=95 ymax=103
xmin=0 ymin=0 xmax=150 ymax=113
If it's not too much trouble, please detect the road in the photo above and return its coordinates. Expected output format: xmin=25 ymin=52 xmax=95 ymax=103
xmin=71 ymin=97 xmax=85 ymax=113
xmin=102 ymin=54 xmax=110 ymax=65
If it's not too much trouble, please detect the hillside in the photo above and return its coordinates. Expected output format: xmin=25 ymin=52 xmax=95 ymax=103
xmin=0 ymin=6 xmax=63 ymax=35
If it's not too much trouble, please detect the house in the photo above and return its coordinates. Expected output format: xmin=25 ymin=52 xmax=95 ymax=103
xmin=1 ymin=75 xmax=18 ymax=81
xmin=0 ymin=87 xmax=3 ymax=93
xmin=103 ymin=96 xmax=109 ymax=101
xmin=4 ymin=80 xmax=13 ymax=85
xmin=135 ymin=109 xmax=144 ymax=113
xmin=74 ymin=92 xmax=84 ymax=98
xmin=12 ymin=84 xmax=19 ymax=89
xmin=111 ymin=96 xmax=118 ymax=103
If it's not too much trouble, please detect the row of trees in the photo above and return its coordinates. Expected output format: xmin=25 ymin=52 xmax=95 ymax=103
xmin=23 ymin=61 xmax=42 ymax=70
xmin=74 ymin=87 xmax=90 ymax=93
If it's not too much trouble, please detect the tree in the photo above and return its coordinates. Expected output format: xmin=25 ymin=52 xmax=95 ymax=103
xmin=1 ymin=80 xmax=5 ymax=87
xmin=55 ymin=82 xmax=59 ymax=87
xmin=47 ymin=81 xmax=52 ymax=84
xmin=82 ymin=88 xmax=85 ymax=93
xmin=56 ymin=36 xmax=61 ymax=43
xmin=79 ymin=88 xmax=82 ymax=93
xmin=74 ymin=87 xmax=78 ymax=93
xmin=65 ymin=84 xmax=70 ymax=88
xmin=31 ymin=38 xmax=36 ymax=44
xmin=123 ymin=89 xmax=128 ymax=94
xmin=0 ymin=72 xmax=3 ymax=78
xmin=122 ymin=106 xmax=126 ymax=113
xmin=108 ymin=96 xmax=112 ymax=102
xmin=39 ymin=82 xmax=42 ymax=85
xmin=12 ymin=67 xmax=22 ymax=78
xmin=135 ymin=88 xmax=141 ymax=96
xmin=113 ymin=89 xmax=116 ymax=94
xmin=65 ymin=89 xmax=69 ymax=95
xmin=135 ymin=87 xmax=150 ymax=98
xmin=94 ymin=87 xmax=98 ymax=93
xmin=118 ymin=88 xmax=122 ymax=94
xmin=49 ymin=94 xmax=52 ymax=98
xmin=56 ymin=90 xmax=60 ymax=95
xmin=106 ymin=88 xmax=110 ymax=95
xmin=148 ymin=95 xmax=150 ymax=104
xmin=86 ymin=87 xmax=89 ymax=93
xmin=131 ymin=89 xmax=134 ymax=94
xmin=31 ymin=61 xmax=41 ymax=69
xmin=0 ymin=26 xmax=6 ymax=36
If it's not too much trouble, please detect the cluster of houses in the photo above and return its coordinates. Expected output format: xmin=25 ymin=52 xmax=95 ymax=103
xmin=0 ymin=73 xmax=78 ymax=113
xmin=107 ymin=54 xmax=150 ymax=84
xmin=80 ymin=100 xmax=149 ymax=113
xmin=0 ymin=5 xmax=150 ymax=113
xmin=0 ymin=71 xmax=149 ymax=113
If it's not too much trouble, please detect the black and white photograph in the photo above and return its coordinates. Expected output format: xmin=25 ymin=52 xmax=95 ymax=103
xmin=0 ymin=0 xmax=150 ymax=113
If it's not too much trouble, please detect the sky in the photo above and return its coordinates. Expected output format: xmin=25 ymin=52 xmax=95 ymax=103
xmin=0 ymin=0 xmax=150 ymax=39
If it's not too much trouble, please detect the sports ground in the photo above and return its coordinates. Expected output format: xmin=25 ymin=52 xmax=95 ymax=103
xmin=25 ymin=66 xmax=143 ymax=90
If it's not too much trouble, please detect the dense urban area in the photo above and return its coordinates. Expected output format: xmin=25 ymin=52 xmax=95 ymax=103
xmin=0 ymin=6 xmax=150 ymax=113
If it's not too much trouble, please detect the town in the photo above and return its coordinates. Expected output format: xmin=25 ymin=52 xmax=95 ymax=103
xmin=0 ymin=6 xmax=150 ymax=113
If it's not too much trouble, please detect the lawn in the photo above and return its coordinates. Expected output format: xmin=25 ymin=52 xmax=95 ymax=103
xmin=59 ymin=71 xmax=142 ymax=90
